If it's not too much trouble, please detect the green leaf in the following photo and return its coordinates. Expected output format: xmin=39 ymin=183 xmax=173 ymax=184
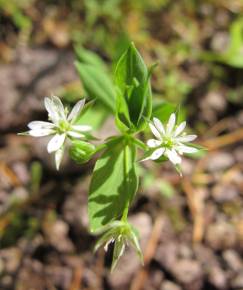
xmin=69 ymin=141 xmax=96 ymax=164
xmin=75 ymin=46 xmax=107 ymax=71
xmin=88 ymin=138 xmax=138 ymax=232
xmin=153 ymin=101 xmax=185 ymax=124
xmin=115 ymin=88 xmax=132 ymax=128
xmin=115 ymin=42 xmax=152 ymax=132
xmin=75 ymin=61 xmax=116 ymax=111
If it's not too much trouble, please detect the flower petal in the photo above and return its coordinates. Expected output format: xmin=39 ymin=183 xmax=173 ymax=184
xmin=71 ymin=124 xmax=92 ymax=132
xmin=68 ymin=99 xmax=85 ymax=122
xmin=149 ymin=123 xmax=161 ymax=140
xmin=55 ymin=146 xmax=64 ymax=170
xmin=44 ymin=97 xmax=60 ymax=124
xmin=67 ymin=131 xmax=85 ymax=138
xmin=176 ymin=135 xmax=197 ymax=142
xmin=166 ymin=113 xmax=176 ymax=135
xmin=166 ymin=149 xmax=181 ymax=164
xmin=174 ymin=121 xmax=186 ymax=137
xmin=28 ymin=121 xmax=55 ymax=130
xmin=150 ymin=148 xmax=165 ymax=160
xmin=47 ymin=133 xmax=66 ymax=153
xmin=52 ymin=96 xmax=66 ymax=120
xmin=177 ymin=145 xmax=198 ymax=154
xmin=153 ymin=117 xmax=165 ymax=135
xmin=28 ymin=128 xmax=54 ymax=137
xmin=147 ymin=139 xmax=162 ymax=148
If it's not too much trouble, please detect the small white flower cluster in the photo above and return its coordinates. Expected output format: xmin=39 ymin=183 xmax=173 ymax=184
xmin=22 ymin=96 xmax=198 ymax=171
xmin=25 ymin=96 xmax=92 ymax=170
xmin=144 ymin=113 xmax=198 ymax=165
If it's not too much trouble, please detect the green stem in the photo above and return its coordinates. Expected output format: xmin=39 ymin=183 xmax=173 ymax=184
xmin=94 ymin=143 xmax=107 ymax=154
xmin=121 ymin=141 xmax=130 ymax=222
xmin=132 ymin=137 xmax=147 ymax=150
xmin=94 ymin=136 xmax=123 ymax=154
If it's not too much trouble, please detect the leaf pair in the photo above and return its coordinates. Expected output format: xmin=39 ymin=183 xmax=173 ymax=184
xmin=75 ymin=43 xmax=153 ymax=132
xmin=115 ymin=42 xmax=152 ymax=133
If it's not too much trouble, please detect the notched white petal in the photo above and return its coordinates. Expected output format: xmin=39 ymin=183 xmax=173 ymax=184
xmin=44 ymin=97 xmax=59 ymax=124
xmin=147 ymin=139 xmax=162 ymax=148
xmin=67 ymin=131 xmax=85 ymax=138
xmin=55 ymin=146 xmax=64 ymax=170
xmin=68 ymin=99 xmax=85 ymax=122
xmin=177 ymin=145 xmax=198 ymax=154
xmin=166 ymin=113 xmax=176 ymax=134
xmin=150 ymin=148 xmax=165 ymax=160
xmin=28 ymin=128 xmax=54 ymax=137
xmin=174 ymin=121 xmax=186 ymax=137
xmin=28 ymin=121 xmax=55 ymax=130
xmin=166 ymin=149 xmax=181 ymax=164
xmin=47 ymin=133 xmax=66 ymax=153
xmin=51 ymin=96 xmax=66 ymax=120
xmin=149 ymin=123 xmax=161 ymax=140
xmin=153 ymin=117 xmax=165 ymax=135
xmin=176 ymin=134 xmax=197 ymax=142
xmin=71 ymin=124 xmax=92 ymax=132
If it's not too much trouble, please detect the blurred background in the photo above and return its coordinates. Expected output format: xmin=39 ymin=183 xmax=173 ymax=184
xmin=0 ymin=0 xmax=243 ymax=289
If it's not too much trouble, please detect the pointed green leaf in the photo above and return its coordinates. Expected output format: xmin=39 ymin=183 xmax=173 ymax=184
xmin=115 ymin=42 xmax=152 ymax=132
xmin=75 ymin=46 xmax=107 ymax=70
xmin=75 ymin=61 xmax=116 ymax=111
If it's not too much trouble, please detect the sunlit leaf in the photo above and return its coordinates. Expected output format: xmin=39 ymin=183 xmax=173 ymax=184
xmin=88 ymin=137 xmax=138 ymax=232
xmin=115 ymin=42 xmax=152 ymax=132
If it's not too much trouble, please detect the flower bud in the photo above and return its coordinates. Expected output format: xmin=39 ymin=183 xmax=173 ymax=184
xmin=69 ymin=140 xmax=95 ymax=164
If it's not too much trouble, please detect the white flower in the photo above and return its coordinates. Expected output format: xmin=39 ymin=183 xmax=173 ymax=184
xmin=144 ymin=113 xmax=198 ymax=165
xmin=24 ymin=96 xmax=92 ymax=170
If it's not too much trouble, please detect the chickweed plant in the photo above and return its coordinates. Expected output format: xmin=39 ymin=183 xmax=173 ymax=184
xmin=20 ymin=43 xmax=202 ymax=270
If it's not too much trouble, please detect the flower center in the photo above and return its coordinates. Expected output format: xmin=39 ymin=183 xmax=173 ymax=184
xmin=58 ymin=120 xmax=70 ymax=133
xmin=162 ymin=136 xmax=174 ymax=149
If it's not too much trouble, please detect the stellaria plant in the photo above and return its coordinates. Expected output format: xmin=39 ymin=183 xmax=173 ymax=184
xmin=20 ymin=42 xmax=203 ymax=270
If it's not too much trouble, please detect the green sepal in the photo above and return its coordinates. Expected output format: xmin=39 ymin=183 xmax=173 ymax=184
xmin=93 ymin=220 xmax=143 ymax=271
xmin=175 ymin=164 xmax=182 ymax=177
xmin=17 ymin=132 xmax=30 ymax=136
